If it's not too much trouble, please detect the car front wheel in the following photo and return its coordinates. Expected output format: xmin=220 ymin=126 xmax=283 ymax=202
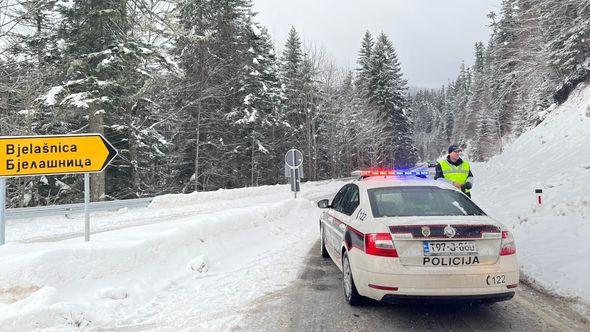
xmin=342 ymin=252 xmax=363 ymax=305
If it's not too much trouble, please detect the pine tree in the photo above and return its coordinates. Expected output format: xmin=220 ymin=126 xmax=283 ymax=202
xmin=279 ymin=27 xmax=321 ymax=180
xmin=226 ymin=20 xmax=285 ymax=186
xmin=0 ymin=0 xmax=64 ymax=206
xmin=464 ymin=42 xmax=486 ymax=140
xmin=279 ymin=26 xmax=305 ymax=145
xmin=542 ymin=0 xmax=590 ymax=79
xmin=355 ymin=30 xmax=374 ymax=97
xmin=173 ymin=0 xmax=253 ymax=191
xmin=511 ymin=0 xmax=554 ymax=134
xmin=368 ymin=33 xmax=418 ymax=168
xmin=352 ymin=31 xmax=385 ymax=169
xmin=488 ymin=0 xmax=519 ymax=143
xmin=449 ymin=62 xmax=472 ymax=143
xmin=30 ymin=0 xmax=143 ymax=200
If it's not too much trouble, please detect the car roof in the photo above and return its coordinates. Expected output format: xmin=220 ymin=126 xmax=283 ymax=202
xmin=353 ymin=176 xmax=451 ymax=191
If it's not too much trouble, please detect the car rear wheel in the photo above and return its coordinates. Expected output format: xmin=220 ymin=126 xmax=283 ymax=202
xmin=342 ymin=252 xmax=362 ymax=306
xmin=320 ymin=224 xmax=329 ymax=258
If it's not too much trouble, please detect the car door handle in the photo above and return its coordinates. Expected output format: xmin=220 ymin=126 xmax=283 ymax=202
xmin=338 ymin=224 xmax=346 ymax=231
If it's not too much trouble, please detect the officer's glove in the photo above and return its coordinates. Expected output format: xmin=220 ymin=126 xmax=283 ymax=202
xmin=461 ymin=182 xmax=473 ymax=190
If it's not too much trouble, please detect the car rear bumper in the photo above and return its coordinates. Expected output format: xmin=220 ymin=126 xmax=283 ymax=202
xmin=349 ymin=253 xmax=519 ymax=301
xmin=381 ymin=292 xmax=515 ymax=304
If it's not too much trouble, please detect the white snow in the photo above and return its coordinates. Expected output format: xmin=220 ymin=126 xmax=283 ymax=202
xmin=250 ymin=24 xmax=261 ymax=37
xmin=55 ymin=0 xmax=74 ymax=9
xmin=0 ymin=180 xmax=347 ymax=331
xmin=243 ymin=94 xmax=252 ymax=105
xmin=54 ymin=180 xmax=71 ymax=191
xmin=471 ymin=84 xmax=590 ymax=303
xmin=42 ymin=86 xmax=64 ymax=106
xmin=257 ymin=140 xmax=269 ymax=154
xmin=39 ymin=176 xmax=49 ymax=185
xmin=60 ymin=92 xmax=91 ymax=109
xmin=2 ymin=84 xmax=590 ymax=330
xmin=162 ymin=54 xmax=182 ymax=77
xmin=17 ymin=109 xmax=36 ymax=116
xmin=22 ymin=193 xmax=32 ymax=207
xmin=98 ymin=57 xmax=113 ymax=68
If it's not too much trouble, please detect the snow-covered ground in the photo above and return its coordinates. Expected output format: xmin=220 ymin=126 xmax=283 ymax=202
xmin=471 ymin=84 xmax=590 ymax=305
xmin=0 ymin=180 xmax=348 ymax=331
xmin=1 ymin=84 xmax=589 ymax=330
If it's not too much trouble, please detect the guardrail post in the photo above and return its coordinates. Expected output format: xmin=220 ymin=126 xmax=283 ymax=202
xmin=84 ymin=173 xmax=90 ymax=242
xmin=0 ymin=177 xmax=6 ymax=245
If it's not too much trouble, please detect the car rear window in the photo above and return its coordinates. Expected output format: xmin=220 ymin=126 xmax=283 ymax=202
xmin=367 ymin=186 xmax=486 ymax=217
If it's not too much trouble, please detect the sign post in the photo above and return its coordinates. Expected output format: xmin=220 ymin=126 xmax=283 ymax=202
xmin=285 ymin=149 xmax=303 ymax=199
xmin=84 ymin=173 xmax=90 ymax=242
xmin=0 ymin=177 xmax=6 ymax=245
xmin=0 ymin=134 xmax=117 ymax=244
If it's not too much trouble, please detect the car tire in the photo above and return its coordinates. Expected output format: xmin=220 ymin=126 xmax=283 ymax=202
xmin=342 ymin=252 xmax=363 ymax=306
xmin=320 ymin=224 xmax=330 ymax=258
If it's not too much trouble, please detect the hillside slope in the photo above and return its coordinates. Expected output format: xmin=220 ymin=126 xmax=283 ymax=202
xmin=471 ymin=84 xmax=590 ymax=307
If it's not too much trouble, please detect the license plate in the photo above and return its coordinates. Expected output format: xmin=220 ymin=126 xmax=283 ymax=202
xmin=423 ymin=241 xmax=477 ymax=256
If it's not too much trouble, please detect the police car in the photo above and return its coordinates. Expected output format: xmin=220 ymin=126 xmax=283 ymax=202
xmin=317 ymin=170 xmax=518 ymax=305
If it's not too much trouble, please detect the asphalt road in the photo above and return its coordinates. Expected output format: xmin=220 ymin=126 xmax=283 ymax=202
xmin=238 ymin=241 xmax=590 ymax=332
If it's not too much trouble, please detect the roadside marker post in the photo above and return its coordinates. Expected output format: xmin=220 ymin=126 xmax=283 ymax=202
xmin=0 ymin=134 xmax=117 ymax=245
xmin=535 ymin=189 xmax=543 ymax=205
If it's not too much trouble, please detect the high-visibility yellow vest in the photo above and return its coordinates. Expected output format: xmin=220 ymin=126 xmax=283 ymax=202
xmin=438 ymin=159 xmax=471 ymax=193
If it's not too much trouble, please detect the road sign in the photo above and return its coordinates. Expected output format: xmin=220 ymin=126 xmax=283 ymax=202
xmin=285 ymin=149 xmax=303 ymax=170
xmin=284 ymin=149 xmax=303 ymax=198
xmin=0 ymin=134 xmax=117 ymax=177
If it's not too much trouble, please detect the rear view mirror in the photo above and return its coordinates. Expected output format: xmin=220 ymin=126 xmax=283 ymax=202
xmin=317 ymin=199 xmax=330 ymax=209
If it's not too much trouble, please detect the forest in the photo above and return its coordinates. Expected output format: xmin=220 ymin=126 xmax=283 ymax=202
xmin=0 ymin=0 xmax=588 ymax=207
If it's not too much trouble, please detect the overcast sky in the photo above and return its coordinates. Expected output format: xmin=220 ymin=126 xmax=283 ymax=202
xmin=252 ymin=0 xmax=501 ymax=88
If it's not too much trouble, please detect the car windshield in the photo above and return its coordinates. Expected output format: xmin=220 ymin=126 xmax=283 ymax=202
xmin=367 ymin=186 xmax=486 ymax=217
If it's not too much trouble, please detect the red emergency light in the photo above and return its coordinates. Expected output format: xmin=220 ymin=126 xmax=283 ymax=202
xmin=352 ymin=169 xmax=429 ymax=178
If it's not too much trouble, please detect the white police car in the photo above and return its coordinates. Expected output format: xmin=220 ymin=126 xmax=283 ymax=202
xmin=317 ymin=170 xmax=518 ymax=305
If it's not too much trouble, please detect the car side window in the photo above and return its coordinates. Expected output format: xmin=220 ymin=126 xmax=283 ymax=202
xmin=341 ymin=185 xmax=360 ymax=216
xmin=331 ymin=185 xmax=349 ymax=212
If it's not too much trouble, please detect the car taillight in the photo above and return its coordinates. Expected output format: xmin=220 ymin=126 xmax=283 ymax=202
xmin=365 ymin=233 xmax=398 ymax=257
xmin=500 ymin=231 xmax=516 ymax=256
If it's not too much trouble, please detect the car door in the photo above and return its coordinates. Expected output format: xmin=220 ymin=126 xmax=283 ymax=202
xmin=325 ymin=185 xmax=349 ymax=256
xmin=330 ymin=185 xmax=360 ymax=251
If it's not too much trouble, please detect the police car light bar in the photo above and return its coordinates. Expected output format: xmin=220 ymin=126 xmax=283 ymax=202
xmin=351 ymin=169 xmax=429 ymax=177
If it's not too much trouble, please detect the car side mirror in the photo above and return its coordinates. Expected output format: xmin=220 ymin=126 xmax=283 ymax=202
xmin=317 ymin=199 xmax=330 ymax=209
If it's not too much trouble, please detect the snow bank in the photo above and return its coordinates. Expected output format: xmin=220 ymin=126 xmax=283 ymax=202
xmin=0 ymin=180 xmax=347 ymax=330
xmin=471 ymin=84 xmax=590 ymax=303
xmin=149 ymin=182 xmax=290 ymax=209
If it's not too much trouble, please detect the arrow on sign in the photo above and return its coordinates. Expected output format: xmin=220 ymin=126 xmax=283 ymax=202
xmin=0 ymin=134 xmax=118 ymax=177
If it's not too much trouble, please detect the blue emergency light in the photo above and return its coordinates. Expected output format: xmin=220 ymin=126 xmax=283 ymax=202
xmin=352 ymin=169 xmax=429 ymax=178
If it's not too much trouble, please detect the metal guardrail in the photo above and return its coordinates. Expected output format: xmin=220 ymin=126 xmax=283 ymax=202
xmin=6 ymin=197 xmax=153 ymax=219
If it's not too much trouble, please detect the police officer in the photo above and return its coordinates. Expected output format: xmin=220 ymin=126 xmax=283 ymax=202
xmin=434 ymin=144 xmax=474 ymax=197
